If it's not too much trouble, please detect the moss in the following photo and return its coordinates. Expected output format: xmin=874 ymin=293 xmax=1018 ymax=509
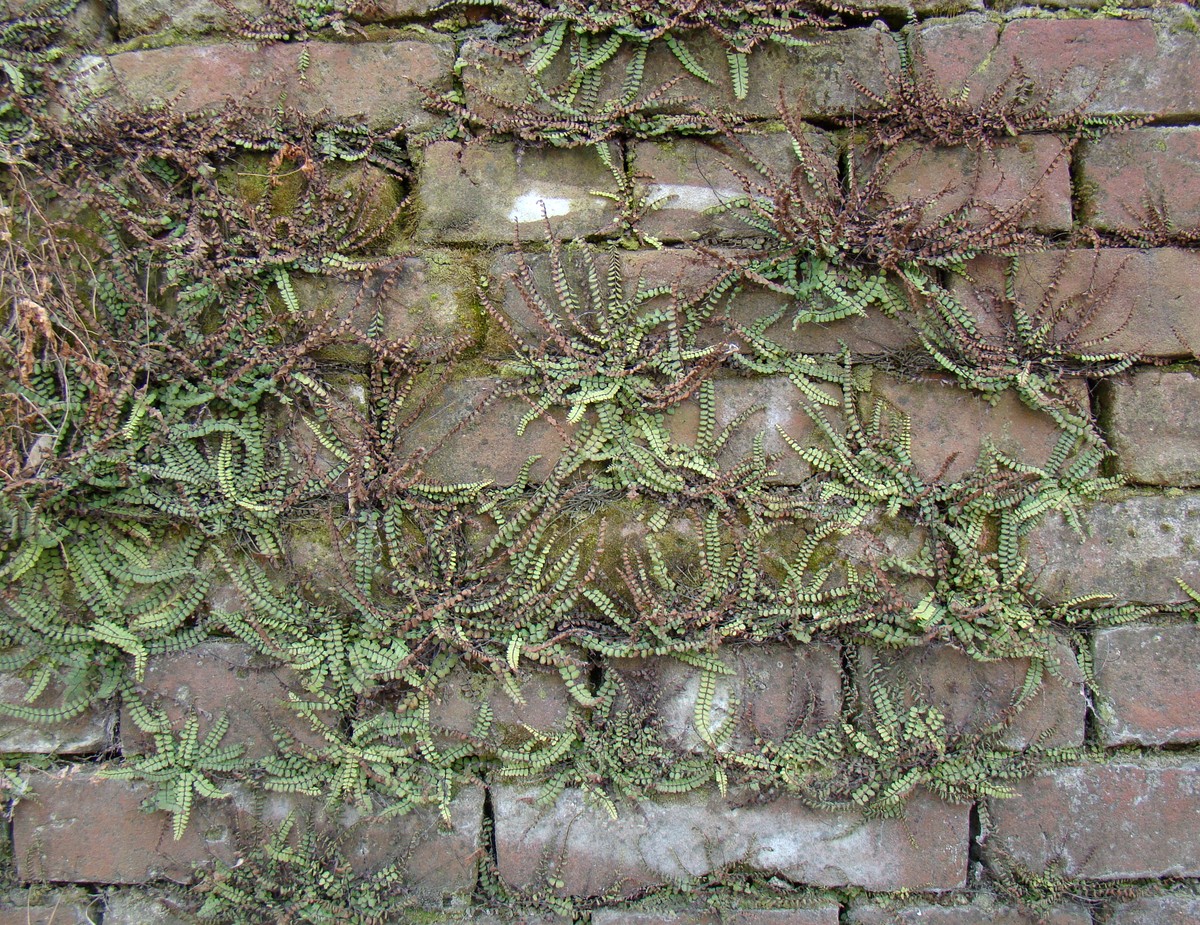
xmin=1169 ymin=10 xmax=1200 ymax=34
xmin=424 ymin=248 xmax=490 ymax=350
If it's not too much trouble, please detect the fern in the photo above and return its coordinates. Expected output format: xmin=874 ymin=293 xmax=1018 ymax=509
xmin=99 ymin=714 xmax=246 ymax=840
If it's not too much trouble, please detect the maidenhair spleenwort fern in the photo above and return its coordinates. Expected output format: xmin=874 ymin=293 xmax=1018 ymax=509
xmin=98 ymin=713 xmax=246 ymax=840
xmin=442 ymin=0 xmax=857 ymax=104
xmin=486 ymin=239 xmax=759 ymax=500
xmin=196 ymin=810 xmax=416 ymax=925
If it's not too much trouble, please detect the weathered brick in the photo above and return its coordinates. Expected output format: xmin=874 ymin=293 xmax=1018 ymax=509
xmin=859 ymin=640 xmax=1086 ymax=749
xmin=608 ymin=643 xmax=843 ymax=754
xmin=358 ymin=0 xmax=440 ymax=19
xmin=118 ymin=0 xmax=262 ymax=36
xmin=218 ymin=161 xmax=403 ymax=262
xmin=1093 ymin=623 xmax=1200 ymax=746
xmin=330 ymin=788 xmax=485 ymax=892
xmin=423 ymin=659 xmax=578 ymax=751
xmin=13 ymin=768 xmax=484 ymax=890
xmin=1102 ymin=368 xmax=1200 ymax=486
xmin=488 ymin=247 xmax=915 ymax=357
xmin=294 ymin=254 xmax=487 ymax=355
xmin=1025 ymin=493 xmax=1200 ymax=604
xmin=120 ymin=0 xmax=436 ymax=33
xmin=494 ymin=785 xmax=968 ymax=895
xmin=723 ymin=912 xmax=840 ymax=925
xmin=629 ymin=131 xmax=837 ymax=244
xmin=665 ymin=374 xmax=837 ymax=485
xmin=282 ymin=514 xmax=357 ymax=599
xmin=402 ymin=377 xmax=571 ymax=485
xmin=12 ymin=769 xmax=238 ymax=883
xmin=1081 ymin=127 xmax=1200 ymax=233
xmin=592 ymin=910 xmax=839 ymax=925
xmin=635 ymin=28 xmax=899 ymax=119
xmin=1105 ymin=896 xmax=1200 ymax=925
xmin=846 ymin=900 xmax=1090 ymax=925
xmin=120 ymin=640 xmax=325 ymax=762
xmin=0 ymin=670 xmax=112 ymax=755
xmin=103 ymin=889 xmax=196 ymax=925
xmin=859 ymin=373 xmax=1090 ymax=483
xmin=952 ymin=248 xmax=1200 ymax=359
xmin=592 ymin=912 xmax=719 ymax=925
xmin=985 ymin=761 xmax=1200 ymax=879
xmin=427 ymin=917 xmax=573 ymax=925
xmin=911 ymin=16 xmax=1200 ymax=118
xmin=414 ymin=141 xmax=621 ymax=244
xmin=0 ymin=891 xmax=98 ymax=925
xmin=459 ymin=29 xmax=899 ymax=122
xmin=863 ymin=136 xmax=1072 ymax=232
xmin=96 ymin=40 xmax=453 ymax=131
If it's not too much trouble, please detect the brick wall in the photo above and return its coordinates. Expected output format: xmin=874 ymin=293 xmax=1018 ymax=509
xmin=2 ymin=0 xmax=1199 ymax=922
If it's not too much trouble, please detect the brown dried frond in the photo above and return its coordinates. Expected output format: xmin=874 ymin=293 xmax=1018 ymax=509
xmin=716 ymin=103 xmax=1054 ymax=276
xmin=847 ymin=35 xmax=1149 ymax=152
xmin=1090 ymin=197 xmax=1200 ymax=248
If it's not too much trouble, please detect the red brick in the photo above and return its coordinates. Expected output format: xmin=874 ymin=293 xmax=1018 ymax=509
xmin=859 ymin=640 xmax=1086 ymax=750
xmin=402 ymin=376 xmax=571 ymax=486
xmin=608 ymin=643 xmax=843 ymax=754
xmin=414 ymin=141 xmax=621 ymax=244
xmin=1081 ymin=128 xmax=1200 ymax=232
xmin=12 ymin=769 xmax=237 ymax=883
xmin=912 ymin=16 xmax=1200 ymax=118
xmin=640 ymin=29 xmax=899 ymax=119
xmin=863 ymin=136 xmax=1073 ymax=232
xmin=1106 ymin=896 xmax=1200 ymax=925
xmin=847 ymin=901 xmax=1089 ymax=925
xmin=1025 ymin=492 xmax=1200 ymax=604
xmin=859 ymin=373 xmax=1091 ymax=483
xmin=1102 ymin=368 xmax=1200 ymax=486
xmin=952 ymin=248 xmax=1200 ymax=359
xmin=0 ymin=670 xmax=113 ymax=755
xmin=985 ymin=761 xmax=1200 ymax=879
xmin=910 ymin=17 xmax=1001 ymax=103
xmin=1093 ymin=623 xmax=1200 ymax=746
xmin=120 ymin=641 xmax=326 ymax=762
xmin=99 ymin=40 xmax=453 ymax=131
xmin=494 ymin=785 xmax=968 ymax=896
xmin=13 ymin=768 xmax=484 ymax=890
xmin=459 ymin=29 xmax=899 ymax=123
xmin=629 ymin=131 xmax=838 ymax=244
